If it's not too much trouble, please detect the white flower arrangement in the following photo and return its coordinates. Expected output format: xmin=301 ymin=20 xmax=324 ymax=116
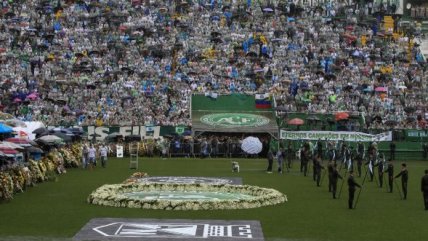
xmin=88 ymin=183 xmax=287 ymax=210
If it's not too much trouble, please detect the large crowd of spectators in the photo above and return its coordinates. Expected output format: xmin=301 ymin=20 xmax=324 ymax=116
xmin=0 ymin=0 xmax=427 ymax=130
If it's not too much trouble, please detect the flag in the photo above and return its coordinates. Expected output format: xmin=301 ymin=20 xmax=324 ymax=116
xmin=368 ymin=161 xmax=373 ymax=175
xmin=19 ymin=130 xmax=28 ymax=138
xmin=382 ymin=157 xmax=387 ymax=171
xmin=205 ymin=92 xmax=218 ymax=100
xmin=146 ymin=126 xmax=155 ymax=132
xmin=347 ymin=158 xmax=352 ymax=171
xmin=255 ymin=93 xmax=271 ymax=108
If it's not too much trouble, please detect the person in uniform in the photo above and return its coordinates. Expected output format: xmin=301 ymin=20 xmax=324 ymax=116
xmin=327 ymin=141 xmax=336 ymax=162
xmin=421 ymin=169 xmax=428 ymax=210
xmin=316 ymin=138 xmax=323 ymax=159
xmin=374 ymin=153 xmax=385 ymax=188
xmin=395 ymin=163 xmax=409 ymax=200
xmin=312 ymin=152 xmax=317 ymax=181
xmin=423 ymin=143 xmax=428 ymax=159
xmin=266 ymin=150 xmax=274 ymax=173
xmin=331 ymin=163 xmax=342 ymax=199
xmin=364 ymin=158 xmax=375 ymax=182
xmin=287 ymin=142 xmax=293 ymax=169
xmin=313 ymin=154 xmax=324 ymax=187
xmin=277 ymin=148 xmax=285 ymax=174
xmin=348 ymin=170 xmax=361 ymax=209
xmin=389 ymin=141 xmax=396 ymax=160
xmin=357 ymin=141 xmax=365 ymax=177
xmin=300 ymin=143 xmax=310 ymax=176
xmin=327 ymin=160 xmax=334 ymax=192
xmin=385 ymin=159 xmax=394 ymax=193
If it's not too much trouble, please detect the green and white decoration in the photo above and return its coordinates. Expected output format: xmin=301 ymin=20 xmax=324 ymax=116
xmin=87 ymin=183 xmax=287 ymax=210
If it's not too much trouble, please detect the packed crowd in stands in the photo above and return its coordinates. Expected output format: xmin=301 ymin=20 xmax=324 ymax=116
xmin=0 ymin=0 xmax=427 ymax=130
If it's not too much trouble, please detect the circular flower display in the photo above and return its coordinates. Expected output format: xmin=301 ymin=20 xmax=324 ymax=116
xmin=87 ymin=183 xmax=287 ymax=210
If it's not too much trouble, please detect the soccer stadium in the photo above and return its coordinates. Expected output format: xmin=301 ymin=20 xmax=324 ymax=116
xmin=1 ymin=0 xmax=428 ymax=241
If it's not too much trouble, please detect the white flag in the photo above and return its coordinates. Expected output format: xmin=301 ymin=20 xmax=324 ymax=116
xmin=347 ymin=158 xmax=352 ymax=171
xmin=368 ymin=161 xmax=373 ymax=174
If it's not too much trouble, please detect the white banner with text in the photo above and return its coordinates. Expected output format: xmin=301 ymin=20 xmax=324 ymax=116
xmin=280 ymin=130 xmax=392 ymax=142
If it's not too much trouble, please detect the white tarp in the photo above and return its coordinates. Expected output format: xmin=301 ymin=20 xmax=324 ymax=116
xmin=12 ymin=121 xmax=45 ymax=140
xmin=241 ymin=136 xmax=263 ymax=154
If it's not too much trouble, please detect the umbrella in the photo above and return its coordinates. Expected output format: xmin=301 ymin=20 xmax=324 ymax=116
xmin=125 ymin=135 xmax=142 ymax=142
xmin=375 ymin=87 xmax=388 ymax=92
xmin=0 ymin=112 xmax=14 ymax=120
xmin=37 ymin=135 xmax=63 ymax=144
xmin=404 ymin=106 xmax=416 ymax=113
xmin=335 ymin=112 xmax=349 ymax=121
xmin=50 ymin=128 xmax=75 ymax=136
xmin=26 ymin=93 xmax=38 ymax=100
xmin=287 ymin=118 xmax=304 ymax=125
xmin=307 ymin=116 xmax=321 ymax=121
xmin=211 ymin=31 xmax=222 ymax=37
xmin=32 ymin=127 xmax=48 ymax=135
xmin=407 ymin=116 xmax=417 ymax=122
xmin=25 ymin=146 xmax=44 ymax=154
xmin=274 ymin=106 xmax=288 ymax=111
xmin=0 ymin=147 xmax=18 ymax=156
xmin=241 ymin=136 xmax=263 ymax=154
xmin=52 ymin=132 xmax=73 ymax=142
xmin=384 ymin=120 xmax=397 ymax=126
xmin=0 ymin=123 xmax=13 ymax=134
xmin=4 ymin=138 xmax=31 ymax=147
xmin=2 ymin=119 xmax=27 ymax=127
xmin=66 ymin=127 xmax=84 ymax=136
xmin=106 ymin=132 xmax=123 ymax=143
xmin=246 ymin=51 xmax=258 ymax=57
xmin=0 ymin=142 xmax=25 ymax=150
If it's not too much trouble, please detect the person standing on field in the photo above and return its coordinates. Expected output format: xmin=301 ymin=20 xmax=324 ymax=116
xmin=100 ymin=144 xmax=108 ymax=168
xmin=421 ymin=170 xmax=428 ymax=210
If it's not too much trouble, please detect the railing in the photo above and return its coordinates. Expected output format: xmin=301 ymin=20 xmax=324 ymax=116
xmin=168 ymin=142 xmax=255 ymax=158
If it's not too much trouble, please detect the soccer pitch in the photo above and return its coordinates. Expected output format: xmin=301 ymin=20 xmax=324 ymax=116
xmin=0 ymin=157 xmax=427 ymax=241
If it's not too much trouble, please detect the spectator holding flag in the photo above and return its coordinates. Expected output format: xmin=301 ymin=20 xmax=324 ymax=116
xmin=395 ymin=163 xmax=409 ymax=200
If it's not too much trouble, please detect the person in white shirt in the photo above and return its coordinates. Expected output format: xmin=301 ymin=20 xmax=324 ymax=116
xmin=88 ymin=144 xmax=97 ymax=168
xmin=99 ymin=144 xmax=108 ymax=168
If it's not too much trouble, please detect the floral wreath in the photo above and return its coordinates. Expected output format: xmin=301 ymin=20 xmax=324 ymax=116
xmin=88 ymin=182 xmax=287 ymax=210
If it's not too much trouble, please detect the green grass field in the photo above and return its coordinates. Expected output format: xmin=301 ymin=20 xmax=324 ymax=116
xmin=0 ymin=157 xmax=428 ymax=241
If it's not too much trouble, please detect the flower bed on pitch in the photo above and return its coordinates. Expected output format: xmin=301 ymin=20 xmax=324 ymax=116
xmin=87 ymin=183 xmax=287 ymax=210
